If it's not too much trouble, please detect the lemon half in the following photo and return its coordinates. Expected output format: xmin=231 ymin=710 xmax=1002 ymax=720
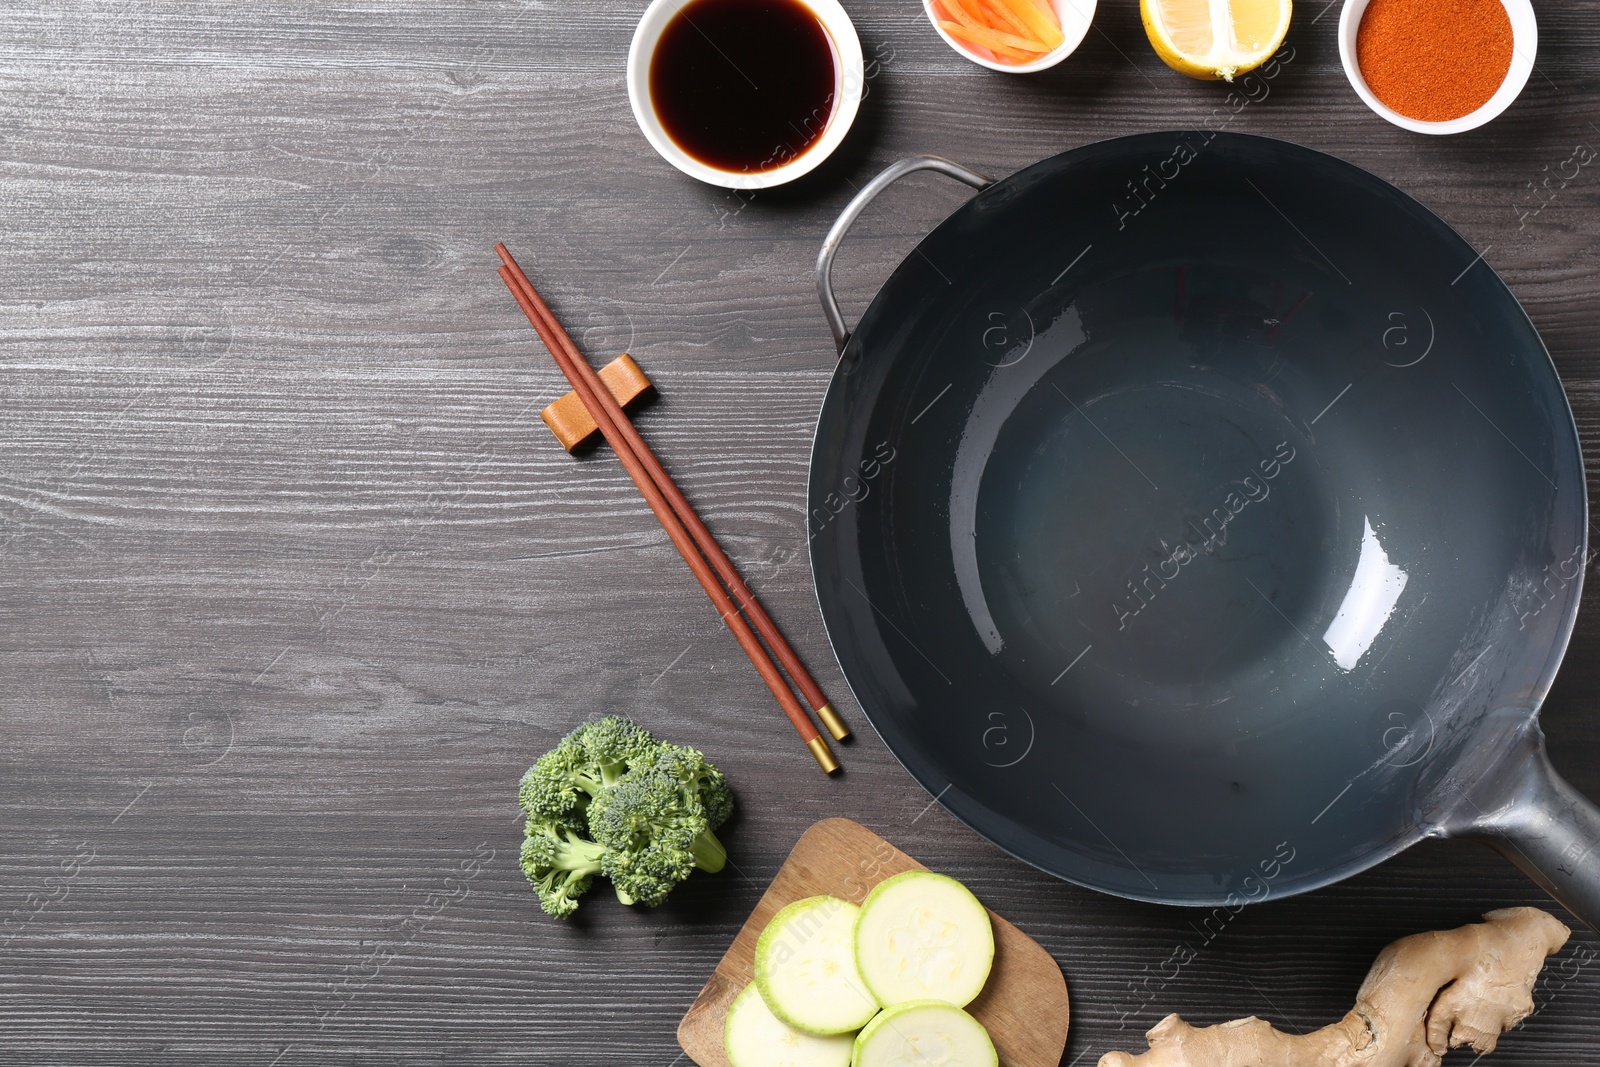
xmin=1141 ymin=0 xmax=1291 ymax=81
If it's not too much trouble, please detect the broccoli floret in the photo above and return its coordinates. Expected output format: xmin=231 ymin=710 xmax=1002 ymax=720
xmin=588 ymin=745 xmax=731 ymax=906
xmin=576 ymin=716 xmax=658 ymax=779
xmin=516 ymin=717 xmax=735 ymax=917
xmin=518 ymin=716 xmax=660 ymax=820
xmin=685 ymin=748 xmax=735 ymax=832
xmin=601 ymin=826 xmax=700 ymax=907
xmin=519 ymin=815 xmax=606 ymax=919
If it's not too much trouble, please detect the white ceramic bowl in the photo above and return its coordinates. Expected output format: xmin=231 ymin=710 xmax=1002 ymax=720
xmin=627 ymin=0 xmax=863 ymax=189
xmin=922 ymin=0 xmax=1096 ymax=74
xmin=1337 ymin=0 xmax=1536 ymax=135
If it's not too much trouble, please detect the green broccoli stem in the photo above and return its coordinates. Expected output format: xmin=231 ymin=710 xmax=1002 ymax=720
xmin=613 ymin=884 xmax=636 ymax=906
xmin=571 ymin=754 xmax=639 ymax=799
xmin=596 ymin=756 xmax=629 ymax=790
xmin=553 ymin=833 xmax=606 ymax=874
xmin=691 ymin=828 xmax=727 ymax=873
xmin=570 ymin=770 xmax=607 ymax=801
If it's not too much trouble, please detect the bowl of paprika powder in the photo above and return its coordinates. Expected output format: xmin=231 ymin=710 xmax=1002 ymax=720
xmin=1338 ymin=0 xmax=1536 ymax=135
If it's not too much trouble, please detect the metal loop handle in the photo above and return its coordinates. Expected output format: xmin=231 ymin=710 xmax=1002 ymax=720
xmin=816 ymin=156 xmax=994 ymax=351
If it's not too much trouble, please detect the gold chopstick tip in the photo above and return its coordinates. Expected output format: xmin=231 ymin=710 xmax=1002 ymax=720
xmin=816 ymin=703 xmax=851 ymax=742
xmin=807 ymin=736 xmax=841 ymax=775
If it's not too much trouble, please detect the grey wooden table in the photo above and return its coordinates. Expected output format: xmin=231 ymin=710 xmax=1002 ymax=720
xmin=3 ymin=1 xmax=1600 ymax=1064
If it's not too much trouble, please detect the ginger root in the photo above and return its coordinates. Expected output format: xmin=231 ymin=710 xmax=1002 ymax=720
xmin=1101 ymin=907 xmax=1570 ymax=1067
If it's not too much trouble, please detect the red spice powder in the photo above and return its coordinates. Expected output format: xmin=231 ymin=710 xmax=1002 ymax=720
xmin=1357 ymin=0 xmax=1513 ymax=123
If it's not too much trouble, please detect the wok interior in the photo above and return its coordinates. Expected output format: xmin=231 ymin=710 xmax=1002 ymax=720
xmin=810 ymin=135 xmax=1585 ymax=903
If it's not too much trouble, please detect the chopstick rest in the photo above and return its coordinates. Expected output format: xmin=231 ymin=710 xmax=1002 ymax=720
xmin=541 ymin=354 xmax=655 ymax=452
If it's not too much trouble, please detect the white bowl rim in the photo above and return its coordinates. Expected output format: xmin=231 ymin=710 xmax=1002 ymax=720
xmin=920 ymin=0 xmax=1097 ymax=74
xmin=626 ymin=0 xmax=864 ymax=189
xmin=1336 ymin=0 xmax=1537 ymax=135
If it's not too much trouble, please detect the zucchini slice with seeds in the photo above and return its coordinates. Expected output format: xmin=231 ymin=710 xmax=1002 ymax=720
xmin=724 ymin=981 xmax=855 ymax=1067
xmin=755 ymin=895 xmax=880 ymax=1034
xmin=854 ymin=871 xmax=994 ymax=1008
xmin=851 ymin=1000 xmax=997 ymax=1067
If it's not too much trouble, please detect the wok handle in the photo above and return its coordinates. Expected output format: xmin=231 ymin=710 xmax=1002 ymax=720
xmin=1467 ymin=721 xmax=1600 ymax=932
xmin=816 ymin=156 xmax=993 ymax=351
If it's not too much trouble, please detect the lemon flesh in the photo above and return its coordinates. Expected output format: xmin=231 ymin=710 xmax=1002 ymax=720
xmin=1141 ymin=0 xmax=1291 ymax=80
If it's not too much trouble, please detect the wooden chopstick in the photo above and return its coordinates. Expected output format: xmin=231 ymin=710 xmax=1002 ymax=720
xmin=495 ymin=256 xmax=839 ymax=775
xmin=493 ymin=246 xmax=848 ymax=744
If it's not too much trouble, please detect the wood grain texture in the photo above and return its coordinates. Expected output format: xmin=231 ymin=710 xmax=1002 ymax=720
xmin=677 ymin=818 xmax=1070 ymax=1067
xmin=2 ymin=1 xmax=1600 ymax=1065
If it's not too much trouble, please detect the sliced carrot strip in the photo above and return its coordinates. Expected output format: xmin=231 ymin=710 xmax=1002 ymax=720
xmin=938 ymin=0 xmax=993 ymax=36
xmin=971 ymin=0 xmax=1032 ymax=37
xmin=935 ymin=0 xmax=1049 ymax=61
xmin=992 ymin=41 xmax=1045 ymax=62
xmin=938 ymin=18 xmax=1049 ymax=57
xmin=1025 ymin=0 xmax=1066 ymax=27
xmin=978 ymin=35 xmax=1041 ymax=62
xmin=945 ymin=0 xmax=1050 ymax=48
xmin=994 ymin=0 xmax=1064 ymax=48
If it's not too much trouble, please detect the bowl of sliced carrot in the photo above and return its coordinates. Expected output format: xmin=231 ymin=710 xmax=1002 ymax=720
xmin=924 ymin=0 xmax=1095 ymax=71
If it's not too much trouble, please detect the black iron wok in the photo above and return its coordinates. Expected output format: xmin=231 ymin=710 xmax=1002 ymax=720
xmin=806 ymin=132 xmax=1600 ymax=927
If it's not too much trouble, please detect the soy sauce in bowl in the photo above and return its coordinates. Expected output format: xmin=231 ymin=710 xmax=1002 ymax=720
xmin=649 ymin=0 xmax=841 ymax=174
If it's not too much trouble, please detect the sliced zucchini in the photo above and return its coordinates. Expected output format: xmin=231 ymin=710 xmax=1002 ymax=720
xmin=851 ymin=1000 xmax=997 ymax=1067
xmin=755 ymin=895 xmax=880 ymax=1034
xmin=854 ymin=871 xmax=994 ymax=1008
xmin=724 ymin=981 xmax=855 ymax=1067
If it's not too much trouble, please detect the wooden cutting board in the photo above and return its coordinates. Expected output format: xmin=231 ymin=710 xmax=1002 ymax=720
xmin=678 ymin=818 xmax=1070 ymax=1067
